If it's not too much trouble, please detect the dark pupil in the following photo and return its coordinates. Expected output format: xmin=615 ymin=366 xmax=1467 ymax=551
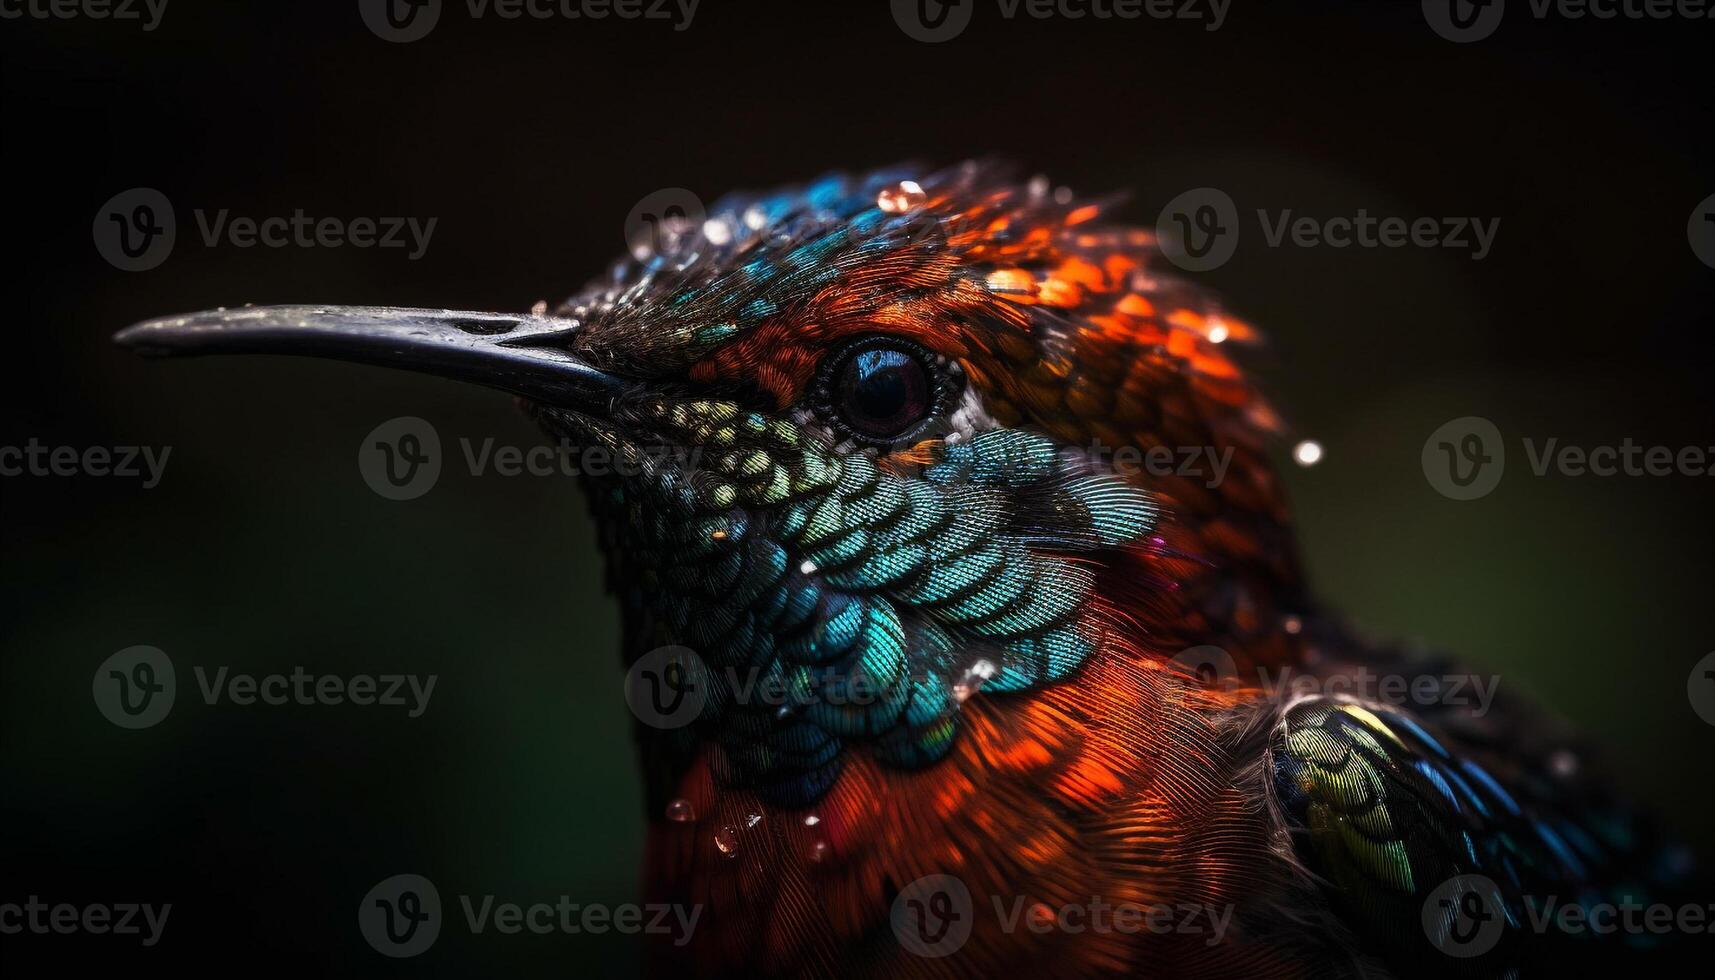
xmin=837 ymin=349 xmax=930 ymax=439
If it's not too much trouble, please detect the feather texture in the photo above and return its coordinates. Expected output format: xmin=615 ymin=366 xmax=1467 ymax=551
xmin=516 ymin=162 xmax=1699 ymax=977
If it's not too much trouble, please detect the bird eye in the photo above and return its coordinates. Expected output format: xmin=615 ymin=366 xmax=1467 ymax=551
xmin=817 ymin=337 xmax=955 ymax=446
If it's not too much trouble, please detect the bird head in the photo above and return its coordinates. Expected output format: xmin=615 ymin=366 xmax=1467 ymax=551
xmin=116 ymin=162 xmax=1299 ymax=808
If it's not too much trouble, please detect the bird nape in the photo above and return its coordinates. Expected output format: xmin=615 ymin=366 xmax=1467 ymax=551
xmin=115 ymin=162 xmax=1697 ymax=978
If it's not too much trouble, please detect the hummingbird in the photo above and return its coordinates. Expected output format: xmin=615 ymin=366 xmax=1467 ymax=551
xmin=116 ymin=162 xmax=1695 ymax=977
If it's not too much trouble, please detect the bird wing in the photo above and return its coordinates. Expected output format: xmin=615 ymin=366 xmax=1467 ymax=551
xmin=1265 ymin=692 xmax=1692 ymax=975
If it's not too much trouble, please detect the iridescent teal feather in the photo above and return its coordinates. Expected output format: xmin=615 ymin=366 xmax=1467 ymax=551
xmin=556 ymin=398 xmax=1155 ymax=805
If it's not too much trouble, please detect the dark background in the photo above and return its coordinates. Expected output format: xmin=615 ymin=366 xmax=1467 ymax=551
xmin=2 ymin=0 xmax=1712 ymax=974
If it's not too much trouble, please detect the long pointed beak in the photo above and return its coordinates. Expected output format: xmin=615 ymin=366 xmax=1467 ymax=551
xmin=114 ymin=305 xmax=623 ymax=413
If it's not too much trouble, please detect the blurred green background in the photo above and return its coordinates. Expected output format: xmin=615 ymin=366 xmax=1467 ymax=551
xmin=3 ymin=1 xmax=1712 ymax=974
